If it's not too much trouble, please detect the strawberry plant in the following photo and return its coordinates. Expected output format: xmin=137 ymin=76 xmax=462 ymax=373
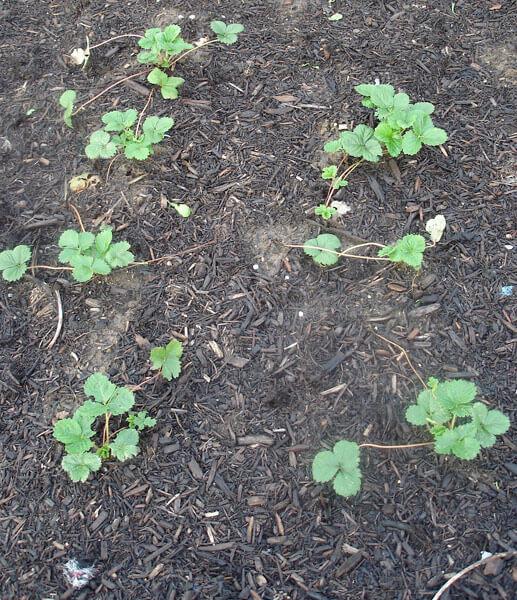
xmin=59 ymin=90 xmax=76 ymax=128
xmin=53 ymin=373 xmax=156 ymax=482
xmin=58 ymin=228 xmax=134 ymax=282
xmin=313 ymin=379 xmax=509 ymax=497
xmin=150 ymin=339 xmax=183 ymax=381
xmin=0 ymin=245 xmax=32 ymax=281
xmin=85 ymin=110 xmax=174 ymax=161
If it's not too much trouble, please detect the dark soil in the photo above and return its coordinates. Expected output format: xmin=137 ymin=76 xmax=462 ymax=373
xmin=1 ymin=1 xmax=516 ymax=599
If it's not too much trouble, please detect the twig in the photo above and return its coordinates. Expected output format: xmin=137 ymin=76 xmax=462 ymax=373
xmin=374 ymin=333 xmax=428 ymax=389
xmin=431 ymin=551 xmax=517 ymax=600
xmin=89 ymin=33 xmax=143 ymax=50
xmin=359 ymin=441 xmax=434 ymax=450
xmin=128 ymin=372 xmax=160 ymax=391
xmin=169 ymin=39 xmax=218 ymax=67
xmin=31 ymin=265 xmax=73 ymax=271
xmin=72 ymin=70 xmax=149 ymax=115
xmin=135 ymin=90 xmax=154 ymax=138
xmin=69 ymin=203 xmax=85 ymax=232
xmin=47 ymin=289 xmax=63 ymax=350
xmin=106 ymin=153 xmax=122 ymax=182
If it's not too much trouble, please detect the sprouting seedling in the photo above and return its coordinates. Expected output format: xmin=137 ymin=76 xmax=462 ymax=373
xmin=137 ymin=25 xmax=194 ymax=66
xmin=209 ymin=21 xmax=245 ymax=45
xmin=377 ymin=234 xmax=426 ymax=269
xmin=150 ymin=339 xmax=183 ymax=381
xmin=0 ymin=245 xmax=31 ymax=281
xmin=170 ymin=202 xmax=191 ymax=218
xmin=59 ymin=90 xmax=76 ymax=128
xmin=147 ymin=68 xmax=185 ymax=99
xmin=314 ymin=204 xmax=337 ymax=220
xmin=303 ymin=234 xmax=342 ymax=266
xmin=85 ymin=110 xmax=174 ymax=161
xmin=53 ymin=372 xmax=156 ymax=482
xmin=321 ymin=165 xmax=348 ymax=190
xmin=58 ymin=228 xmax=134 ymax=282
xmin=313 ymin=379 xmax=509 ymax=497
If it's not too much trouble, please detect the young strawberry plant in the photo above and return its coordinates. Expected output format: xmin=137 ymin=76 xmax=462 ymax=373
xmin=319 ymin=83 xmax=448 ymax=210
xmin=0 ymin=245 xmax=32 ymax=281
xmin=58 ymin=228 xmax=134 ymax=281
xmin=150 ymin=339 xmax=183 ymax=381
xmin=85 ymin=110 xmax=174 ymax=161
xmin=313 ymin=379 xmax=509 ymax=497
xmin=53 ymin=373 xmax=156 ymax=482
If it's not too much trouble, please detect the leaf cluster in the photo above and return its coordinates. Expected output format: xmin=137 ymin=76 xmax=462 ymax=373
xmin=406 ymin=378 xmax=509 ymax=460
xmin=85 ymin=109 xmax=174 ymax=161
xmin=53 ymin=373 xmax=156 ymax=482
xmin=377 ymin=234 xmax=426 ymax=269
xmin=58 ymin=228 xmax=134 ymax=282
xmin=150 ymin=339 xmax=183 ymax=381
xmin=137 ymin=25 xmax=193 ymax=67
xmin=0 ymin=245 xmax=31 ymax=282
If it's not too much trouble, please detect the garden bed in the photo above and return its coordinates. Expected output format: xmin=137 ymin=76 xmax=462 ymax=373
xmin=0 ymin=0 xmax=515 ymax=598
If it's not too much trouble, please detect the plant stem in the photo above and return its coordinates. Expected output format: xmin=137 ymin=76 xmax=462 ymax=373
xmin=31 ymin=265 xmax=74 ymax=271
xmin=135 ymin=90 xmax=154 ymax=138
xmin=103 ymin=413 xmax=111 ymax=446
xmin=359 ymin=441 xmax=434 ymax=450
xmin=169 ymin=39 xmax=218 ymax=67
xmin=89 ymin=33 xmax=143 ymax=50
xmin=69 ymin=203 xmax=85 ymax=232
xmin=326 ymin=159 xmax=363 ymax=206
xmin=285 ymin=243 xmax=390 ymax=262
xmin=72 ymin=69 xmax=149 ymax=115
xmin=374 ymin=333 xmax=428 ymax=389
xmin=128 ymin=372 xmax=160 ymax=391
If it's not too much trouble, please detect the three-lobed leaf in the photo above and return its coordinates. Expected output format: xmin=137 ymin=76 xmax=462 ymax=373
xmin=150 ymin=339 xmax=183 ymax=381
xmin=210 ymin=20 xmax=244 ymax=45
xmin=314 ymin=204 xmax=337 ymax=220
xmin=58 ymin=230 xmax=95 ymax=263
xmin=303 ymin=234 xmax=341 ymax=266
xmin=438 ymin=379 xmax=477 ymax=418
xmin=0 ymin=245 xmax=32 ymax=282
xmin=102 ymin=109 xmax=138 ymax=132
xmin=312 ymin=440 xmax=362 ymax=497
xmin=338 ymin=124 xmax=382 ymax=162
xmin=62 ymin=452 xmax=102 ymax=482
xmin=142 ymin=116 xmax=174 ymax=144
xmin=53 ymin=417 xmax=95 ymax=454
xmin=470 ymin=402 xmax=510 ymax=448
xmin=109 ymin=428 xmax=140 ymax=461
xmin=59 ymin=90 xmax=76 ymax=128
xmin=378 ymin=234 xmax=426 ymax=269
xmin=85 ymin=130 xmax=117 ymax=159
xmin=128 ymin=411 xmax=157 ymax=431
xmin=435 ymin=424 xmax=481 ymax=460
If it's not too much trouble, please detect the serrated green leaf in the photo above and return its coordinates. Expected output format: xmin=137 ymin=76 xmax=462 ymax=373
xmin=333 ymin=440 xmax=360 ymax=468
xmin=0 ymin=245 xmax=31 ymax=282
xmin=69 ymin=255 xmax=94 ymax=281
xmin=124 ymin=140 xmax=152 ymax=161
xmin=58 ymin=230 xmax=95 ymax=264
xmin=437 ymin=379 xmax=477 ymax=417
xmin=170 ymin=203 xmax=191 ymax=218
xmin=147 ymin=67 xmax=168 ymax=87
xmin=355 ymin=83 xmax=376 ymax=98
xmin=312 ymin=450 xmax=339 ymax=482
xmin=333 ymin=469 xmax=362 ymax=497
xmin=402 ymin=130 xmax=422 ymax=155
xmin=378 ymin=234 xmax=426 ymax=269
xmin=85 ymin=130 xmax=118 ymax=160
xmin=105 ymin=241 xmax=134 ymax=268
xmin=150 ymin=339 xmax=183 ymax=381
xmin=435 ymin=424 xmax=480 ymax=460
xmin=420 ymin=126 xmax=448 ymax=146
xmin=142 ymin=116 xmax=175 ymax=144
xmin=95 ymin=228 xmax=113 ymax=255
xmin=62 ymin=452 xmax=101 ymax=482
xmin=333 ymin=178 xmax=348 ymax=190
xmin=84 ymin=372 xmax=117 ymax=404
xmin=59 ymin=90 xmax=76 ymax=128
xmin=374 ymin=122 xmax=403 ymax=157
xmin=210 ymin=20 xmax=244 ymax=44
xmin=314 ymin=204 xmax=337 ymax=220
xmin=161 ymin=76 xmax=185 ymax=100
xmin=368 ymin=84 xmax=395 ymax=109
xmin=321 ymin=165 xmax=338 ymax=180
xmin=405 ymin=404 xmax=429 ymax=426
xmin=109 ymin=428 xmax=139 ymax=461
xmin=471 ymin=402 xmax=510 ymax=448
xmin=323 ymin=138 xmax=343 ymax=154
xmin=338 ymin=124 xmax=382 ymax=162
xmin=303 ymin=234 xmax=341 ymax=266
xmin=106 ymin=387 xmax=134 ymax=416
xmin=53 ymin=418 xmax=94 ymax=454
xmin=102 ymin=109 xmax=138 ymax=132
xmin=75 ymin=399 xmax=107 ymax=419
xmin=129 ymin=411 xmax=157 ymax=431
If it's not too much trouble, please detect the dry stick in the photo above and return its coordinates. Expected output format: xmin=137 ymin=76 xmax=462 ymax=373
xmin=135 ymin=90 xmax=154 ymax=138
xmin=431 ymin=551 xmax=517 ymax=600
xmin=47 ymin=289 xmax=63 ymax=350
xmin=88 ymin=33 xmax=143 ymax=50
xmin=128 ymin=372 xmax=160 ymax=392
xmin=169 ymin=39 xmax=218 ymax=67
xmin=69 ymin=203 xmax=85 ymax=232
xmin=374 ymin=333 xmax=428 ymax=389
xmin=72 ymin=69 xmax=149 ymax=115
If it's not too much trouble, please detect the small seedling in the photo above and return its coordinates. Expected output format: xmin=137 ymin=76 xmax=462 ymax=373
xmin=314 ymin=204 xmax=337 ymax=220
xmin=147 ymin=68 xmax=185 ymax=99
xmin=312 ymin=379 xmax=509 ymax=497
xmin=0 ymin=245 xmax=31 ymax=281
xmin=137 ymin=24 xmax=194 ymax=66
xmin=85 ymin=110 xmax=174 ymax=160
xmin=303 ymin=234 xmax=342 ymax=266
xmin=170 ymin=202 xmax=191 ymax=218
xmin=377 ymin=234 xmax=426 ymax=269
xmin=59 ymin=90 xmax=76 ymax=128
xmin=209 ymin=21 xmax=245 ymax=45
xmin=150 ymin=339 xmax=183 ymax=381
xmin=58 ymin=228 xmax=134 ymax=282
xmin=53 ymin=372 xmax=156 ymax=482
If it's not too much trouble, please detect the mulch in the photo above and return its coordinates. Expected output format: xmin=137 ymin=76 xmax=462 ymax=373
xmin=0 ymin=0 xmax=516 ymax=598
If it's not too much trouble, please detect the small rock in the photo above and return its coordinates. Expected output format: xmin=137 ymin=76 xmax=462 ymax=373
xmin=0 ymin=136 xmax=12 ymax=155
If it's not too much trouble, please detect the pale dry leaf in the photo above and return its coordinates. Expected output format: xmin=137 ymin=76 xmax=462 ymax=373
xmin=70 ymin=48 xmax=89 ymax=67
xmin=331 ymin=200 xmax=352 ymax=215
xmin=69 ymin=173 xmax=101 ymax=193
xmin=425 ymin=214 xmax=446 ymax=243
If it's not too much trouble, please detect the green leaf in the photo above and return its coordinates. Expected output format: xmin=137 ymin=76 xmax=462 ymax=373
xmin=59 ymin=90 xmax=76 ymax=128
xmin=323 ymin=138 xmax=342 ymax=154
xmin=109 ymin=428 xmax=140 ymax=461
xmin=85 ymin=130 xmax=118 ymax=160
xmin=138 ymin=27 xmax=163 ymax=50
xmin=378 ymin=234 xmax=426 ymax=269
xmin=142 ymin=116 xmax=175 ymax=144
xmin=69 ymin=254 xmax=111 ymax=281
xmin=406 ymin=388 xmax=451 ymax=426
xmin=210 ymin=20 xmax=244 ymax=44
xmin=102 ymin=109 xmax=138 ymax=132
xmin=128 ymin=411 xmax=157 ymax=431
xmin=314 ymin=204 xmax=337 ymax=220
xmin=402 ymin=130 xmax=422 ymax=155
xmin=471 ymin=403 xmax=510 ymax=448
xmin=412 ymin=101 xmax=435 ymax=116
xmin=312 ymin=450 xmax=339 ymax=482
xmin=420 ymin=126 xmax=448 ymax=146
xmin=105 ymin=241 xmax=134 ymax=268
xmin=333 ymin=440 xmax=361 ymax=468
xmin=355 ymin=83 xmax=376 ymax=98
xmin=368 ymin=84 xmax=395 ymax=109
xmin=437 ymin=379 xmax=477 ymax=418
xmin=62 ymin=452 xmax=102 ymax=482
xmin=150 ymin=339 xmax=183 ymax=381
xmin=321 ymin=165 xmax=338 ymax=180
xmin=75 ymin=400 xmax=107 ymax=419
xmin=338 ymin=124 xmax=382 ymax=162
xmin=105 ymin=387 xmax=135 ymax=416
xmin=332 ymin=179 xmax=348 ymax=190
xmin=405 ymin=404 xmax=429 ymax=426
xmin=124 ymin=140 xmax=152 ymax=161
xmin=435 ymin=425 xmax=480 ymax=460
xmin=147 ymin=67 xmax=168 ymax=87
xmin=58 ymin=230 xmax=95 ymax=263
xmin=0 ymin=245 xmax=31 ymax=282
xmin=95 ymin=228 xmax=113 ymax=255
xmin=170 ymin=203 xmax=191 ymax=218
xmin=303 ymin=234 xmax=341 ymax=266
xmin=162 ymin=76 xmax=185 ymax=100
xmin=161 ymin=25 xmax=193 ymax=55
xmin=84 ymin=372 xmax=117 ymax=404
xmin=374 ymin=122 xmax=403 ymax=157
xmin=333 ymin=469 xmax=362 ymax=497
xmin=53 ymin=417 xmax=94 ymax=454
